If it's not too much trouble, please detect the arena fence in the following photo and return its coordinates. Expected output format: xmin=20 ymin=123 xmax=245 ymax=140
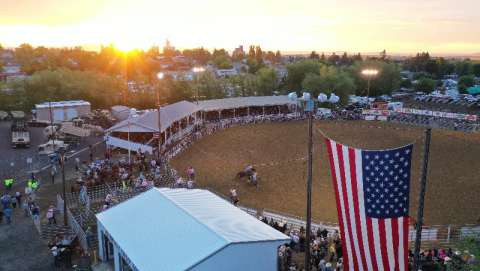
xmin=57 ymin=194 xmax=89 ymax=252
xmin=164 ymin=115 xmax=480 ymax=248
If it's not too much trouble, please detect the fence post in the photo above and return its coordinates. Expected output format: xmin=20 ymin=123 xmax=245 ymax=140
xmin=447 ymin=225 xmax=451 ymax=244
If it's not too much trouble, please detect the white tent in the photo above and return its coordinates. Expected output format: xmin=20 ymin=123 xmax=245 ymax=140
xmin=97 ymin=188 xmax=289 ymax=271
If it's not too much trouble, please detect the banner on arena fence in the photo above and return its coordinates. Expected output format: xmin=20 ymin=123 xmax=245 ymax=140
xmin=394 ymin=108 xmax=478 ymax=122
xmin=362 ymin=109 xmax=391 ymax=116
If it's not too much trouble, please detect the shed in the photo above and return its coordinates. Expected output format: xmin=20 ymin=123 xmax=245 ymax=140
xmin=96 ymin=188 xmax=289 ymax=271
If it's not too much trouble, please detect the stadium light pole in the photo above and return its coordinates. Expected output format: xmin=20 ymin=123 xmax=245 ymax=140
xmin=192 ymin=67 xmax=205 ymax=105
xmin=156 ymin=72 xmax=164 ymax=159
xmin=305 ymin=105 xmax=313 ymax=271
xmin=361 ymin=69 xmax=379 ymax=98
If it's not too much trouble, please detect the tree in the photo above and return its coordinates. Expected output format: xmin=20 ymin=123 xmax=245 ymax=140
xmin=213 ymin=55 xmax=232 ymax=69
xmin=309 ymin=51 xmax=319 ymax=60
xmin=301 ymin=65 xmax=355 ymax=104
xmin=328 ymin=53 xmax=340 ymax=64
xmin=255 ymin=46 xmax=263 ymax=64
xmin=472 ymin=63 xmax=480 ymax=77
xmin=456 ymin=61 xmax=472 ymax=76
xmin=248 ymin=46 xmax=256 ymax=59
xmin=6 ymin=68 xmax=126 ymax=111
xmin=425 ymin=60 xmax=439 ymax=77
xmin=265 ymin=51 xmax=276 ymax=63
xmin=458 ymin=75 xmax=475 ymax=93
xmin=196 ymin=70 xmax=226 ymax=99
xmin=414 ymin=77 xmax=436 ymax=93
xmin=182 ymin=47 xmax=212 ymax=65
xmin=301 ymin=73 xmax=323 ymax=96
xmin=285 ymin=59 xmax=322 ymax=90
xmin=400 ymin=79 xmax=412 ymax=88
xmin=256 ymin=67 xmax=278 ymax=96
xmin=275 ymin=50 xmax=282 ymax=63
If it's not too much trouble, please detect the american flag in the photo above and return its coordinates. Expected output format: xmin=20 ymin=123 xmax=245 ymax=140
xmin=325 ymin=139 xmax=413 ymax=271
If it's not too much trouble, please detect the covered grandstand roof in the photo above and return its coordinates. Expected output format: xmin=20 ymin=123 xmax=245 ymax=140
xmin=197 ymin=95 xmax=294 ymax=112
xmin=96 ymin=188 xmax=289 ymax=271
xmin=106 ymin=100 xmax=199 ymax=133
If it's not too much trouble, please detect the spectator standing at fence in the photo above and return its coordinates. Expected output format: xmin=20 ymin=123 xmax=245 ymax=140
xmin=229 ymin=188 xmax=239 ymax=205
xmin=0 ymin=209 xmax=3 ymax=223
xmin=187 ymin=166 xmax=195 ymax=180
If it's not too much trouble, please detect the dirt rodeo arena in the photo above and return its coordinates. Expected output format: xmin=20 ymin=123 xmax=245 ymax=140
xmin=171 ymin=120 xmax=480 ymax=226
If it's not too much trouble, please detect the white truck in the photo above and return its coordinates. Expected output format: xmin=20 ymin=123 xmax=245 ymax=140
xmin=11 ymin=111 xmax=31 ymax=148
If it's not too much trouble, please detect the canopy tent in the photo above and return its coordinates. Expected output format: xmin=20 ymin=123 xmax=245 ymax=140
xmin=197 ymin=96 xmax=294 ymax=112
xmin=467 ymin=86 xmax=480 ymax=95
xmin=97 ymin=188 xmax=289 ymax=271
xmin=106 ymin=101 xmax=199 ymax=134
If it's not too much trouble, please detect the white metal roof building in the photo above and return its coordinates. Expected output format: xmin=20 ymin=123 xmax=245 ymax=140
xmin=197 ymin=95 xmax=294 ymax=112
xmin=96 ymin=188 xmax=289 ymax=271
xmin=107 ymin=101 xmax=199 ymax=134
xmin=34 ymin=100 xmax=91 ymax=122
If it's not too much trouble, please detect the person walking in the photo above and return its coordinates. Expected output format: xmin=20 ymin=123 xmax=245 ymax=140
xmin=46 ymin=205 xmax=57 ymax=225
xmin=11 ymin=195 xmax=17 ymax=209
xmin=1 ymin=194 xmax=11 ymax=209
xmin=4 ymin=207 xmax=12 ymax=224
xmin=15 ymin=191 xmax=22 ymax=206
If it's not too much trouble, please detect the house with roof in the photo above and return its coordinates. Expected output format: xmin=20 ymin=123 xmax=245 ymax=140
xmin=96 ymin=188 xmax=290 ymax=271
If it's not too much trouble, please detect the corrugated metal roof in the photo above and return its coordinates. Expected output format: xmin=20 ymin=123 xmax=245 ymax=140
xmin=35 ymin=100 xmax=91 ymax=109
xmin=107 ymin=100 xmax=199 ymax=133
xmin=197 ymin=95 xmax=294 ymax=112
xmin=96 ymin=188 xmax=289 ymax=270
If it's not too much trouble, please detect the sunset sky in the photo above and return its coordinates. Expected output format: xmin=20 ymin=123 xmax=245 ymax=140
xmin=1 ymin=0 xmax=479 ymax=54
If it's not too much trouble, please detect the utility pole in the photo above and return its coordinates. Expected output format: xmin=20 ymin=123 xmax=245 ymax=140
xmin=157 ymin=91 xmax=162 ymax=159
xmin=59 ymin=148 xmax=67 ymax=226
xmin=413 ymin=128 xmax=432 ymax=271
xmin=156 ymin=72 xmax=164 ymax=159
xmin=304 ymin=103 xmax=314 ymax=271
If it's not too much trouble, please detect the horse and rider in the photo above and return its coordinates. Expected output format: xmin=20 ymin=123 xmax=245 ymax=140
xmin=236 ymin=164 xmax=258 ymax=187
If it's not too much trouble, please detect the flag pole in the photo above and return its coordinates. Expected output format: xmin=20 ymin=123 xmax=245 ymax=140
xmin=304 ymin=110 xmax=313 ymax=271
xmin=413 ymin=128 xmax=432 ymax=271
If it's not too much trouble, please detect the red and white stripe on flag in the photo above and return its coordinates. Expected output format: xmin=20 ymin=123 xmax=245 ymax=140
xmin=325 ymin=138 xmax=412 ymax=271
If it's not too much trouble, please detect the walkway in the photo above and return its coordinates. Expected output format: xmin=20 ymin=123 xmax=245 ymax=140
xmin=0 ymin=206 xmax=53 ymax=271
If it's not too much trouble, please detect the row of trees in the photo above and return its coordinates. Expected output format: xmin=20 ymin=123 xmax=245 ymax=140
xmin=285 ymin=59 xmax=401 ymax=103
xmin=404 ymin=52 xmax=480 ymax=78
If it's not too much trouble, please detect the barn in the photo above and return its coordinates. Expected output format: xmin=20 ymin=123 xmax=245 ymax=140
xmin=96 ymin=188 xmax=289 ymax=271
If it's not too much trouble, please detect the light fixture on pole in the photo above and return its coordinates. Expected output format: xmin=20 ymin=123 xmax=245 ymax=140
xmin=361 ymin=69 xmax=379 ymax=98
xmin=156 ymin=72 xmax=164 ymax=159
xmin=192 ymin=67 xmax=205 ymax=105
